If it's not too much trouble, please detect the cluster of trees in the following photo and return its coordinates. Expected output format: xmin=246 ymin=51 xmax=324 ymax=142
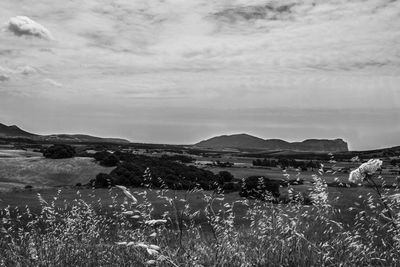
xmin=252 ymin=158 xmax=320 ymax=170
xmin=160 ymin=154 xmax=195 ymax=163
xmin=91 ymin=152 xmax=235 ymax=190
xmin=93 ymin=151 xmax=120 ymax=167
xmin=43 ymin=144 xmax=76 ymax=159
xmin=390 ymin=158 xmax=400 ymax=167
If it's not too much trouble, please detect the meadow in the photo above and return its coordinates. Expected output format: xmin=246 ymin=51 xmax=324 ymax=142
xmin=1 ymin=149 xmax=400 ymax=266
xmin=0 ymin=155 xmax=113 ymax=192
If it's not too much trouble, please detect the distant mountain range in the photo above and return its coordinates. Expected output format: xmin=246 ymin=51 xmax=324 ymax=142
xmin=0 ymin=123 xmax=349 ymax=151
xmin=195 ymin=133 xmax=349 ymax=152
xmin=0 ymin=123 xmax=130 ymax=144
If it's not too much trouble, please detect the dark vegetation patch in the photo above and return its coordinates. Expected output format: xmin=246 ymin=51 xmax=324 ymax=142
xmin=42 ymin=144 xmax=76 ymax=159
xmin=91 ymin=152 xmax=221 ymax=190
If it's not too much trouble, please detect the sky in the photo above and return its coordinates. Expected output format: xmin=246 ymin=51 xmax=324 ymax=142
xmin=0 ymin=0 xmax=399 ymax=150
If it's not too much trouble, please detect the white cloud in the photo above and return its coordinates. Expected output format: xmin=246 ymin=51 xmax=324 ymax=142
xmin=0 ymin=0 xmax=399 ymax=148
xmin=5 ymin=16 xmax=53 ymax=40
xmin=16 ymin=65 xmax=38 ymax=75
xmin=44 ymin=78 xmax=62 ymax=87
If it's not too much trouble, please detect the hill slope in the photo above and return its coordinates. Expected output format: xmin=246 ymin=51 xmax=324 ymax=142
xmin=0 ymin=123 xmax=129 ymax=144
xmin=195 ymin=134 xmax=348 ymax=152
xmin=0 ymin=123 xmax=37 ymax=137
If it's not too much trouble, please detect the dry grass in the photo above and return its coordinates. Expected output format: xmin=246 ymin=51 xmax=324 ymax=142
xmin=0 ymin=157 xmax=113 ymax=191
xmin=1 ymin=167 xmax=400 ymax=266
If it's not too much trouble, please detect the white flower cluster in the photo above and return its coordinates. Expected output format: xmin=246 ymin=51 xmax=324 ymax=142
xmin=349 ymin=159 xmax=382 ymax=184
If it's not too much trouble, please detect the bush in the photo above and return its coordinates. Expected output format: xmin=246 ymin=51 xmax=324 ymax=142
xmin=99 ymin=154 xmax=120 ymax=167
xmin=217 ymin=171 xmax=234 ymax=184
xmin=93 ymin=151 xmax=111 ymax=161
xmin=222 ymin=182 xmax=240 ymax=192
xmin=43 ymin=144 xmax=76 ymax=159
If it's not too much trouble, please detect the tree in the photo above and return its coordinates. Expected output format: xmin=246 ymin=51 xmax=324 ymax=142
xmin=100 ymin=154 xmax=120 ymax=167
xmin=217 ymin=171 xmax=234 ymax=184
xmin=43 ymin=144 xmax=76 ymax=159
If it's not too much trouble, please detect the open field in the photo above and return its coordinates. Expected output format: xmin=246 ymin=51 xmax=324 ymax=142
xmin=0 ymin=154 xmax=113 ymax=192
xmin=1 ymin=183 xmax=399 ymax=266
xmin=0 ymin=148 xmax=399 ymax=265
xmin=0 ymin=185 xmax=388 ymax=228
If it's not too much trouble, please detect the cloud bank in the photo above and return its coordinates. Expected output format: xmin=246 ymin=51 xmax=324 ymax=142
xmin=0 ymin=0 xmax=399 ymax=149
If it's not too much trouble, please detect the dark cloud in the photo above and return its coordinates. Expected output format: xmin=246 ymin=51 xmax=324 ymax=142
xmin=214 ymin=3 xmax=297 ymax=22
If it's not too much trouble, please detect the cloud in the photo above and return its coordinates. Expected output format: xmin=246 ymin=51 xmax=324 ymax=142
xmin=16 ymin=65 xmax=38 ymax=75
xmin=0 ymin=0 xmax=399 ymax=149
xmin=6 ymin=16 xmax=53 ymax=40
xmin=0 ymin=66 xmax=11 ymax=82
xmin=0 ymin=73 xmax=9 ymax=81
xmin=214 ymin=2 xmax=297 ymax=22
xmin=0 ymin=65 xmax=38 ymax=83
xmin=44 ymin=78 xmax=62 ymax=87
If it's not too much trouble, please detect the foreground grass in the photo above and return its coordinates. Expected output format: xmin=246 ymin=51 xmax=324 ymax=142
xmin=1 ymin=172 xmax=400 ymax=266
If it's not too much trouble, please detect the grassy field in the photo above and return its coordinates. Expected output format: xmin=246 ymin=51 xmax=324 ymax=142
xmin=1 ymin=149 xmax=400 ymax=266
xmin=0 ymin=155 xmax=113 ymax=192
xmin=0 ymin=184 xmax=385 ymax=228
xmin=203 ymin=164 xmax=399 ymax=185
xmin=1 ymin=182 xmax=399 ymax=266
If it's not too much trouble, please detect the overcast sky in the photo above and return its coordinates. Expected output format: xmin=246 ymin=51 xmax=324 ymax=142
xmin=0 ymin=0 xmax=399 ymax=150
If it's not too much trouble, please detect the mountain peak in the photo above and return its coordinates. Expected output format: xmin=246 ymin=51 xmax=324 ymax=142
xmin=0 ymin=123 xmax=36 ymax=137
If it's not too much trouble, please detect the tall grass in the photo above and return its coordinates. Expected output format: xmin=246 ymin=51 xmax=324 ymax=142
xmin=1 ymin=164 xmax=400 ymax=266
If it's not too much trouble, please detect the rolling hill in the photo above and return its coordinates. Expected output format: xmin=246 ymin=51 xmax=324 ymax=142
xmin=0 ymin=123 xmax=38 ymax=137
xmin=0 ymin=123 xmax=130 ymax=144
xmin=195 ymin=133 xmax=349 ymax=152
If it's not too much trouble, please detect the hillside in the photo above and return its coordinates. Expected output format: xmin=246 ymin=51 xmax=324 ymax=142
xmin=0 ymin=123 xmax=130 ymax=144
xmin=0 ymin=123 xmax=37 ymax=137
xmin=195 ymin=134 xmax=349 ymax=152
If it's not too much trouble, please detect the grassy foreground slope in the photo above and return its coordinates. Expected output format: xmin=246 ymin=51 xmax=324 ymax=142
xmin=1 ymin=180 xmax=400 ymax=266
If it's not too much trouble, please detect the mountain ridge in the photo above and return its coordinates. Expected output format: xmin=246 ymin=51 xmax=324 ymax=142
xmin=195 ymin=133 xmax=349 ymax=152
xmin=0 ymin=123 xmax=130 ymax=144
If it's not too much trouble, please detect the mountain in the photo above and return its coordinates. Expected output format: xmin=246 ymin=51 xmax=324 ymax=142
xmin=195 ymin=134 xmax=349 ymax=152
xmin=39 ymin=134 xmax=130 ymax=144
xmin=0 ymin=123 xmax=130 ymax=144
xmin=194 ymin=134 xmax=266 ymax=149
xmin=0 ymin=123 xmax=37 ymax=137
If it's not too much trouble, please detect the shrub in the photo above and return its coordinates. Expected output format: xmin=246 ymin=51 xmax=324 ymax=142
xmin=93 ymin=151 xmax=111 ymax=161
xmin=43 ymin=144 xmax=76 ymax=159
xmin=99 ymin=154 xmax=120 ymax=167
xmin=217 ymin=171 xmax=234 ymax=184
